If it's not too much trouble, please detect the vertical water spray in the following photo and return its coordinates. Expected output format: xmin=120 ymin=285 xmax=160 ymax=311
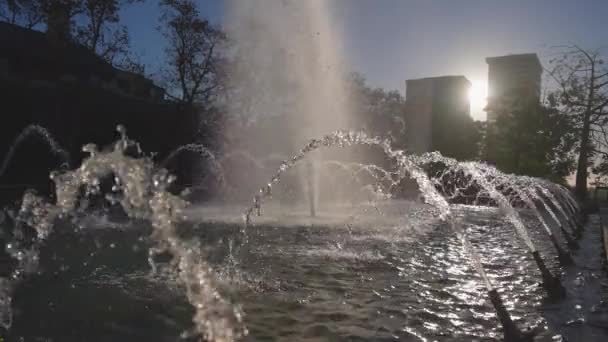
xmin=226 ymin=0 xmax=354 ymax=211
xmin=306 ymin=161 xmax=317 ymax=217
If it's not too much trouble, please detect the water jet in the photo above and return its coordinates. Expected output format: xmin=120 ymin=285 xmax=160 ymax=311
xmin=531 ymin=250 xmax=566 ymax=299
xmin=306 ymin=161 xmax=317 ymax=217
xmin=505 ymin=181 xmax=573 ymax=265
xmin=241 ymin=132 xmax=557 ymax=340
xmin=488 ymin=289 xmax=535 ymax=342
xmin=0 ymin=125 xmax=71 ymax=181
xmin=412 ymin=154 xmax=569 ymax=295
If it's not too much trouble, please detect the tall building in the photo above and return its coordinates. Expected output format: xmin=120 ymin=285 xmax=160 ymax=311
xmin=405 ymin=76 xmax=477 ymax=159
xmin=485 ymin=53 xmax=542 ymax=123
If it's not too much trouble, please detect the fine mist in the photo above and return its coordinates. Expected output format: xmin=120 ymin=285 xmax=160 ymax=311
xmin=224 ymin=0 xmax=359 ymax=207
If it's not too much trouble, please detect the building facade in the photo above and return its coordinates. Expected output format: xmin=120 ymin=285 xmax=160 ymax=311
xmin=405 ymin=76 xmax=477 ymax=159
xmin=485 ymin=53 xmax=542 ymax=123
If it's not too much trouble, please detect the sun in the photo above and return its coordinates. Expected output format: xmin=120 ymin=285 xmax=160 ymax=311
xmin=468 ymin=80 xmax=488 ymax=120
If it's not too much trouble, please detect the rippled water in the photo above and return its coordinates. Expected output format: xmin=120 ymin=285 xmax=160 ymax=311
xmin=4 ymin=201 xmax=607 ymax=341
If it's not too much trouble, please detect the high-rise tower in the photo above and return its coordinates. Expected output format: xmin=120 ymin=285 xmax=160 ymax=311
xmin=485 ymin=53 xmax=542 ymax=123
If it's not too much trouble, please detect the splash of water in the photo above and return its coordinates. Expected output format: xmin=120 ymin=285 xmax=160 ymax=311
xmin=219 ymin=150 xmax=266 ymax=171
xmin=399 ymin=152 xmax=566 ymax=296
xmin=516 ymin=179 xmax=579 ymax=249
xmin=0 ymin=125 xmax=71 ymax=180
xmin=226 ymin=0 xmax=356 ymax=215
xmin=160 ymin=144 xmax=228 ymax=191
xmin=495 ymin=175 xmax=556 ymax=239
xmin=414 ymin=153 xmax=539 ymax=253
xmin=551 ymin=184 xmax=579 ymax=217
xmin=2 ymin=126 xmax=245 ymax=341
xmin=243 ymin=130 xmax=494 ymax=291
xmin=533 ymin=182 xmax=577 ymax=231
xmin=319 ymin=160 xmax=402 ymax=194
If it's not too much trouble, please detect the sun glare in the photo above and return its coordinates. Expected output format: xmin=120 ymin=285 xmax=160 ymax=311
xmin=468 ymin=80 xmax=488 ymax=120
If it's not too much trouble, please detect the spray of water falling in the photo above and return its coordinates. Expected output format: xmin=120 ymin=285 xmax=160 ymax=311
xmin=0 ymin=125 xmax=71 ymax=180
xmin=160 ymin=143 xmax=228 ymax=192
xmin=225 ymin=0 xmax=356 ymax=210
xmin=242 ymin=130 xmax=494 ymax=292
xmin=1 ymin=126 xmax=245 ymax=341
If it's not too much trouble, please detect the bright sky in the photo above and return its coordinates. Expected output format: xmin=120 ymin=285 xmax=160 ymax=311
xmin=121 ymin=0 xmax=608 ymax=121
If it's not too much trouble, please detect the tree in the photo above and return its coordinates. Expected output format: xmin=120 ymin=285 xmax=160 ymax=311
xmin=159 ymin=0 xmax=226 ymax=106
xmin=74 ymin=0 xmax=141 ymax=64
xmin=483 ymin=88 xmax=576 ymax=181
xmin=0 ymin=0 xmax=44 ymax=28
xmin=347 ymin=73 xmax=407 ymax=147
xmin=1 ymin=0 xmax=141 ymax=66
xmin=547 ymin=46 xmax=608 ymax=199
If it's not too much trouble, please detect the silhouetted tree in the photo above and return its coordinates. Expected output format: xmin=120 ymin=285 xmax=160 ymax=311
xmin=159 ymin=0 xmax=226 ymax=106
xmin=483 ymin=88 xmax=576 ymax=181
xmin=74 ymin=0 xmax=142 ymax=64
xmin=547 ymin=46 xmax=608 ymax=198
xmin=348 ymin=73 xmax=407 ymax=147
xmin=1 ymin=0 xmax=141 ymax=67
xmin=0 ymin=0 xmax=44 ymax=27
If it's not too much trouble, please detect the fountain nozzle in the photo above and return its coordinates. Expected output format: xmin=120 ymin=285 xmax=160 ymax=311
xmin=559 ymin=224 xmax=579 ymax=250
xmin=548 ymin=234 xmax=573 ymax=265
xmin=531 ymin=250 xmax=566 ymax=299
xmin=488 ymin=289 xmax=534 ymax=342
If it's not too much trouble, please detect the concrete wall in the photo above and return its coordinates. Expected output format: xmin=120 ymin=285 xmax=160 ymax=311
xmin=486 ymin=53 xmax=542 ymax=123
xmin=405 ymin=76 xmax=473 ymax=158
xmin=405 ymin=78 xmax=434 ymax=153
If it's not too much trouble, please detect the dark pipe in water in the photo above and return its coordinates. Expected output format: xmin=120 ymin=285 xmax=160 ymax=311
xmin=488 ymin=289 xmax=534 ymax=342
xmin=548 ymin=234 xmax=573 ymax=265
xmin=559 ymin=224 xmax=579 ymax=250
xmin=531 ymin=250 xmax=566 ymax=299
xmin=570 ymin=218 xmax=583 ymax=239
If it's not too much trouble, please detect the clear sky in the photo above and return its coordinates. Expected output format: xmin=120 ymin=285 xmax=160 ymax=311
xmin=122 ymin=0 xmax=608 ymax=120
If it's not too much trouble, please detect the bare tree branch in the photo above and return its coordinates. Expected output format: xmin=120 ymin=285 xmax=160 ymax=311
xmin=159 ymin=0 xmax=226 ymax=107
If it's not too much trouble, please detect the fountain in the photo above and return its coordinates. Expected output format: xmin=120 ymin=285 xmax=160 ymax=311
xmin=492 ymin=174 xmax=573 ymax=265
xmin=160 ymin=143 xmax=227 ymax=188
xmin=0 ymin=125 xmax=71 ymax=180
xmin=225 ymin=0 xmax=355 ymax=216
xmin=408 ymin=153 xmax=567 ymax=297
xmin=242 ymin=130 xmax=578 ymax=340
xmin=521 ymin=178 xmax=579 ymax=250
xmin=1 ymin=1 xmax=601 ymax=341
xmin=0 ymin=122 xmax=598 ymax=341
xmin=1 ymin=126 xmax=245 ymax=341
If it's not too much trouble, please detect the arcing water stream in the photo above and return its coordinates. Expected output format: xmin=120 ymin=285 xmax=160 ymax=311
xmin=0 ymin=125 xmax=71 ymax=181
xmin=2 ymin=126 xmax=245 ymax=341
xmin=0 ymin=127 xmax=600 ymax=341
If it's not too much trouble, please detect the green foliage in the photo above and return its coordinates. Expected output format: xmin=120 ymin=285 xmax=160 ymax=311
xmin=347 ymin=73 xmax=407 ymax=147
xmin=547 ymin=46 xmax=608 ymax=197
xmin=483 ymin=88 xmax=576 ymax=181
